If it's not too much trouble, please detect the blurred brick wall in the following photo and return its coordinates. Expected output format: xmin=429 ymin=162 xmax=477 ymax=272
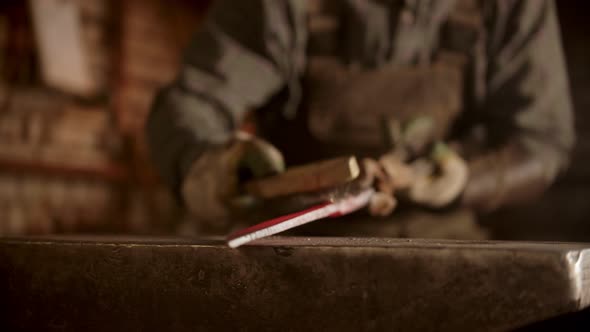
xmin=0 ymin=0 xmax=209 ymax=235
xmin=0 ymin=0 xmax=123 ymax=235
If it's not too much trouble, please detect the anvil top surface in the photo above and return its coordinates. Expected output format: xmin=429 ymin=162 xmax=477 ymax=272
xmin=2 ymin=236 xmax=590 ymax=332
xmin=3 ymin=235 xmax=590 ymax=251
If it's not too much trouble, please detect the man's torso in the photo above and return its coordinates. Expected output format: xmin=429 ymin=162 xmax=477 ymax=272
xmin=259 ymin=0 xmax=483 ymax=165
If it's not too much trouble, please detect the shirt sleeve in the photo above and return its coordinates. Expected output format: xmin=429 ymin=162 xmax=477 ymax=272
xmin=146 ymin=0 xmax=306 ymax=192
xmin=462 ymin=0 xmax=575 ymax=211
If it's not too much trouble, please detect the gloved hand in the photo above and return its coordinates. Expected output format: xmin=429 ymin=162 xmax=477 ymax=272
xmin=362 ymin=155 xmax=415 ymax=217
xmin=407 ymin=142 xmax=469 ymax=208
xmin=181 ymin=132 xmax=285 ymax=228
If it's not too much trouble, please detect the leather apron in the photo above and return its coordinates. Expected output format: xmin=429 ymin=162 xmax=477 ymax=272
xmin=260 ymin=0 xmax=482 ymax=167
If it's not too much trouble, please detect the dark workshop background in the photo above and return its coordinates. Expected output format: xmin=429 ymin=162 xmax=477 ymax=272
xmin=0 ymin=0 xmax=588 ymax=241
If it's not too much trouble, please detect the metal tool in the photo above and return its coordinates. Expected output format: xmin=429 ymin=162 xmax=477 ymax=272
xmin=227 ymin=188 xmax=374 ymax=248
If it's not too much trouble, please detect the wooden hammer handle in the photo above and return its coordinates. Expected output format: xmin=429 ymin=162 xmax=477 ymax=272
xmin=244 ymin=156 xmax=361 ymax=199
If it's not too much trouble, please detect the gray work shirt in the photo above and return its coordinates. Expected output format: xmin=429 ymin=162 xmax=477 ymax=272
xmin=147 ymin=0 xmax=574 ymax=196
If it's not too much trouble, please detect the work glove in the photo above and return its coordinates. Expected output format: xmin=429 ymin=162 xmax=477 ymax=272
xmin=181 ymin=132 xmax=285 ymax=228
xmin=407 ymin=142 xmax=469 ymax=208
xmin=362 ymin=155 xmax=415 ymax=217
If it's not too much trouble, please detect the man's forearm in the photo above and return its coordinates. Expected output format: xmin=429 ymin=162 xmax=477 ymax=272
xmin=146 ymin=86 xmax=233 ymax=193
xmin=461 ymin=142 xmax=558 ymax=212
